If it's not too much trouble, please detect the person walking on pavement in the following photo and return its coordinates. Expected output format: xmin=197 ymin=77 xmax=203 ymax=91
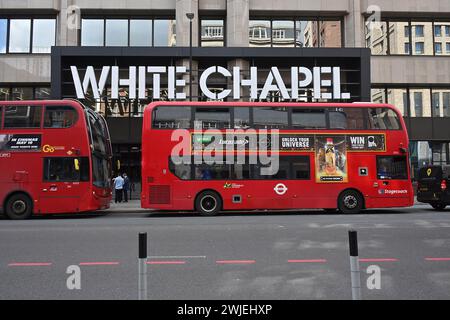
xmin=113 ymin=173 xmax=124 ymax=203
xmin=123 ymin=173 xmax=130 ymax=202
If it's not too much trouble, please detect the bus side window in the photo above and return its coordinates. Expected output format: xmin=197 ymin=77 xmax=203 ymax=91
xmin=367 ymin=108 xmax=401 ymax=130
xmin=376 ymin=156 xmax=408 ymax=180
xmin=43 ymin=157 xmax=89 ymax=182
xmin=4 ymin=105 xmax=42 ymax=128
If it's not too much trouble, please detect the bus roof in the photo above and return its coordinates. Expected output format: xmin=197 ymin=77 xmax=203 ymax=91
xmin=0 ymin=99 xmax=87 ymax=111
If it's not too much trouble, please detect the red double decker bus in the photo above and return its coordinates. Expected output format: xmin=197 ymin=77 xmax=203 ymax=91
xmin=0 ymin=100 xmax=112 ymax=219
xmin=141 ymin=102 xmax=413 ymax=215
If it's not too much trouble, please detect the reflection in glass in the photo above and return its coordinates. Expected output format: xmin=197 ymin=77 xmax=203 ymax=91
xmin=371 ymin=88 xmax=387 ymax=104
xmin=387 ymin=88 xmax=408 ymax=116
xmin=201 ymin=20 xmax=224 ymax=47
xmin=130 ymin=20 xmax=152 ymax=46
xmin=12 ymin=87 xmax=33 ymax=100
xmin=154 ymin=20 xmax=175 ymax=47
xmin=32 ymin=19 xmax=56 ymax=53
xmin=272 ymin=20 xmax=294 ymax=47
xmin=411 ymin=22 xmax=433 ymax=55
xmin=249 ymin=20 xmax=271 ymax=47
xmin=366 ymin=21 xmax=388 ymax=54
xmin=106 ymin=20 xmax=128 ymax=46
xmin=318 ymin=20 xmax=341 ymax=47
xmin=9 ymin=19 xmax=31 ymax=53
xmin=388 ymin=21 xmax=410 ymax=55
xmin=81 ymin=19 xmax=104 ymax=46
xmin=35 ymin=87 xmax=51 ymax=100
xmin=298 ymin=20 xmax=318 ymax=47
xmin=0 ymin=87 xmax=10 ymax=100
xmin=0 ymin=19 xmax=7 ymax=53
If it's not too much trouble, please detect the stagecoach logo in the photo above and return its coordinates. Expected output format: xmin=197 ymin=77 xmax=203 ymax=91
xmin=378 ymin=189 xmax=408 ymax=195
xmin=274 ymin=183 xmax=288 ymax=195
xmin=70 ymin=65 xmax=351 ymax=101
xmin=224 ymin=182 xmax=244 ymax=189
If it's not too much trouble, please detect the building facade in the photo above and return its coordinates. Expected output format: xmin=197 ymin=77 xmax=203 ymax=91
xmin=1 ymin=0 xmax=450 ymax=195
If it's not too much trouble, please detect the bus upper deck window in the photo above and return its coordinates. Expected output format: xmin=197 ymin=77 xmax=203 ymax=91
xmin=368 ymin=108 xmax=400 ymax=130
xmin=44 ymin=106 xmax=78 ymax=128
xmin=4 ymin=105 xmax=42 ymax=128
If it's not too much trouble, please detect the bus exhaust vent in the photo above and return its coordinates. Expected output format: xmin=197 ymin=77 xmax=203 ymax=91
xmin=149 ymin=185 xmax=171 ymax=204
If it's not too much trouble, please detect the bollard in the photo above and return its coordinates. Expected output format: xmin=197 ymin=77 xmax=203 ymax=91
xmin=348 ymin=230 xmax=362 ymax=300
xmin=138 ymin=232 xmax=148 ymax=300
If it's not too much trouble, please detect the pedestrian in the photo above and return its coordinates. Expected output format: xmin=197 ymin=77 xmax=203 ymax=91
xmin=113 ymin=173 xmax=124 ymax=203
xmin=123 ymin=173 xmax=130 ymax=202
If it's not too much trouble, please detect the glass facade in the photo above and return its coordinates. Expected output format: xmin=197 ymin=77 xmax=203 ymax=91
xmin=200 ymin=19 xmax=224 ymax=47
xmin=366 ymin=19 xmax=450 ymax=56
xmin=249 ymin=18 xmax=342 ymax=48
xmin=0 ymin=87 xmax=51 ymax=100
xmin=81 ymin=18 xmax=176 ymax=47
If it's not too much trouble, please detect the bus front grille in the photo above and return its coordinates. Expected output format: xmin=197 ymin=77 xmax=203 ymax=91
xmin=149 ymin=185 xmax=171 ymax=204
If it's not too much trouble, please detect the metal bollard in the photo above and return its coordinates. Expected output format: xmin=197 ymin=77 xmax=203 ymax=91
xmin=138 ymin=232 xmax=148 ymax=300
xmin=348 ymin=230 xmax=362 ymax=300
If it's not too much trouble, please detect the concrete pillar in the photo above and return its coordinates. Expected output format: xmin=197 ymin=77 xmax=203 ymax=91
xmin=176 ymin=0 xmax=199 ymax=47
xmin=177 ymin=58 xmax=199 ymax=100
xmin=227 ymin=0 xmax=249 ymax=47
xmin=345 ymin=0 xmax=364 ymax=48
xmin=228 ymin=58 xmax=250 ymax=101
xmin=58 ymin=0 xmax=79 ymax=46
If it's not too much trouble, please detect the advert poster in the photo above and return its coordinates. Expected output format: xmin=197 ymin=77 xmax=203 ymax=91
xmin=315 ymin=135 xmax=347 ymax=183
xmin=0 ymin=134 xmax=41 ymax=151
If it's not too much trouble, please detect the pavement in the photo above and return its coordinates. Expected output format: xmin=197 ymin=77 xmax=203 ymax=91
xmin=1 ymin=203 xmax=450 ymax=300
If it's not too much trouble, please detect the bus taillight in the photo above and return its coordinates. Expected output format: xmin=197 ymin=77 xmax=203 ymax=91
xmin=441 ymin=180 xmax=447 ymax=191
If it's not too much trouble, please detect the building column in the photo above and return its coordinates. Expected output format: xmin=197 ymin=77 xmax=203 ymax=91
xmin=228 ymin=59 xmax=250 ymax=101
xmin=345 ymin=0 xmax=365 ymax=48
xmin=226 ymin=0 xmax=249 ymax=47
xmin=58 ymin=0 xmax=79 ymax=46
xmin=176 ymin=0 xmax=199 ymax=47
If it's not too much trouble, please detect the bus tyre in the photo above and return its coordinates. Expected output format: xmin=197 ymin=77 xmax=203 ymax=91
xmin=195 ymin=191 xmax=222 ymax=216
xmin=431 ymin=203 xmax=446 ymax=211
xmin=338 ymin=190 xmax=363 ymax=214
xmin=5 ymin=194 xmax=33 ymax=220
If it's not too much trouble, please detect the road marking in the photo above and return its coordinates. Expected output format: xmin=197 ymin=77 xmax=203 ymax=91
xmin=287 ymin=259 xmax=327 ymax=263
xmin=147 ymin=260 xmax=186 ymax=265
xmin=79 ymin=262 xmax=120 ymax=266
xmin=149 ymin=256 xmax=206 ymax=259
xmin=216 ymin=260 xmax=256 ymax=264
xmin=8 ymin=262 xmax=52 ymax=267
xmin=425 ymin=257 xmax=450 ymax=261
xmin=359 ymin=258 xmax=399 ymax=262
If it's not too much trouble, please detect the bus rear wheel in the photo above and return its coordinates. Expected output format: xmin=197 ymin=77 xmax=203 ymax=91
xmin=5 ymin=193 xmax=33 ymax=220
xmin=338 ymin=190 xmax=363 ymax=214
xmin=431 ymin=202 xmax=446 ymax=211
xmin=195 ymin=191 xmax=222 ymax=216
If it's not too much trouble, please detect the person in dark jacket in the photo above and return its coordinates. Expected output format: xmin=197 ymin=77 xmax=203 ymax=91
xmin=123 ymin=173 xmax=130 ymax=202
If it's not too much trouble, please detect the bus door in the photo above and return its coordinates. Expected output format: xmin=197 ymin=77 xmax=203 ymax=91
xmin=39 ymin=157 xmax=87 ymax=213
xmin=371 ymin=155 xmax=410 ymax=200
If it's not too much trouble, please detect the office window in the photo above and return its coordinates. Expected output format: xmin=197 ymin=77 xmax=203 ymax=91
xmin=0 ymin=19 xmax=6 ymax=53
xmin=435 ymin=42 xmax=443 ymax=54
xmin=249 ymin=20 xmax=271 ymax=47
xmin=415 ymin=42 xmax=424 ymax=54
xmin=415 ymin=25 xmax=424 ymax=37
xmin=81 ymin=19 xmax=104 ymax=46
xmin=388 ymin=21 xmax=410 ymax=55
xmin=432 ymin=92 xmax=440 ymax=117
xmin=9 ymin=19 xmax=31 ymax=53
xmin=432 ymin=89 xmax=450 ymax=117
xmin=434 ymin=25 xmax=442 ymax=37
xmin=409 ymin=90 xmax=432 ymax=117
xmin=200 ymin=19 xmax=224 ymax=47
xmin=444 ymin=92 xmax=450 ymax=117
xmin=447 ymin=43 xmax=450 ymax=53
xmin=32 ymin=19 xmax=55 ymax=53
xmin=296 ymin=20 xmax=318 ymax=47
xmin=272 ymin=20 xmax=294 ymax=47
xmin=446 ymin=26 xmax=450 ymax=36
xmin=154 ymin=19 xmax=175 ymax=47
xmin=105 ymin=19 xmax=128 ymax=46
xmin=387 ymin=88 xmax=408 ymax=116
xmin=130 ymin=20 xmax=152 ymax=46
xmin=12 ymin=87 xmax=33 ymax=100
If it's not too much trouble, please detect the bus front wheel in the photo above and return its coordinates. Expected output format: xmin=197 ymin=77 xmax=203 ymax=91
xmin=338 ymin=190 xmax=363 ymax=214
xmin=195 ymin=191 xmax=222 ymax=216
xmin=5 ymin=193 xmax=33 ymax=220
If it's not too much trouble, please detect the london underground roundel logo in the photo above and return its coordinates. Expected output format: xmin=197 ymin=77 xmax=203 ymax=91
xmin=274 ymin=183 xmax=288 ymax=195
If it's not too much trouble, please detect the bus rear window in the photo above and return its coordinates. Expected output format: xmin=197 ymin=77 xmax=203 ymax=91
xmin=367 ymin=108 xmax=401 ymax=130
xmin=377 ymin=156 xmax=408 ymax=180
xmin=4 ymin=105 xmax=42 ymax=128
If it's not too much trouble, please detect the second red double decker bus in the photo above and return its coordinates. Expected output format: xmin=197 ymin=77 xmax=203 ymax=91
xmin=141 ymin=102 xmax=413 ymax=215
xmin=0 ymin=100 xmax=112 ymax=219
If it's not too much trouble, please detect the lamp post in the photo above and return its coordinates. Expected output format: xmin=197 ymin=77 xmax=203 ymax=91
xmin=186 ymin=13 xmax=194 ymax=101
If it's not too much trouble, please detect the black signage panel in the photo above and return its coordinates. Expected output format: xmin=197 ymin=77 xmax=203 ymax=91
xmin=0 ymin=134 xmax=42 ymax=151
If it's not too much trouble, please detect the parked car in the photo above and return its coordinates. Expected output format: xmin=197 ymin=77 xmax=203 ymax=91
xmin=417 ymin=165 xmax=450 ymax=210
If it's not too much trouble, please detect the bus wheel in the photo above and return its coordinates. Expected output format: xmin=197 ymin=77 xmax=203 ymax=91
xmin=431 ymin=202 xmax=446 ymax=211
xmin=5 ymin=193 xmax=33 ymax=220
xmin=338 ymin=190 xmax=363 ymax=214
xmin=195 ymin=191 xmax=222 ymax=216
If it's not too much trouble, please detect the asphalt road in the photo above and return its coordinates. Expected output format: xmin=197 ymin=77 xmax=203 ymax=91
xmin=1 ymin=204 xmax=450 ymax=300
